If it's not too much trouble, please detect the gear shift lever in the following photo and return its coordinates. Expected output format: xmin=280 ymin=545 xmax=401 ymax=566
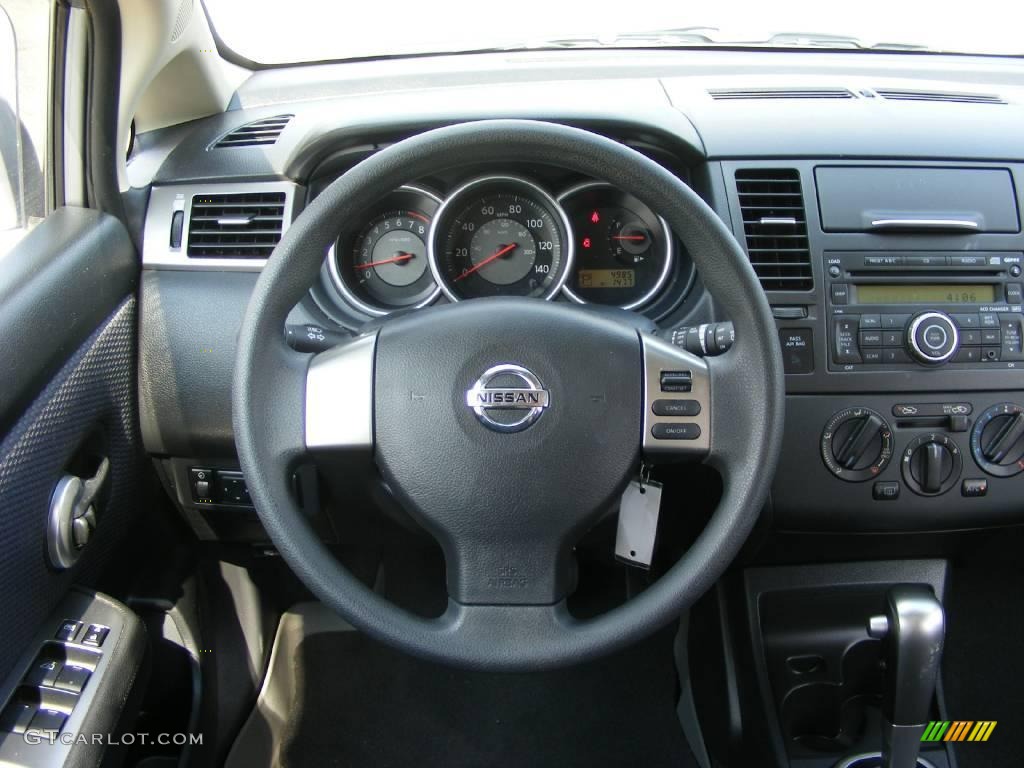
xmin=867 ymin=585 xmax=945 ymax=768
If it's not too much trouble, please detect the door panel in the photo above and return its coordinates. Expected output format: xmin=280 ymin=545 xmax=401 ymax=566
xmin=0 ymin=207 xmax=139 ymax=683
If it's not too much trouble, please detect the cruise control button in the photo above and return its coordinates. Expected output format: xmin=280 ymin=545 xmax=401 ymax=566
xmin=659 ymin=371 xmax=692 ymax=393
xmin=652 ymin=399 xmax=701 ymax=417
xmin=651 ymin=423 xmax=701 ymax=440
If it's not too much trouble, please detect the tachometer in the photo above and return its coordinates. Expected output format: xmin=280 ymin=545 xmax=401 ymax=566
xmin=558 ymin=182 xmax=673 ymax=309
xmin=329 ymin=186 xmax=441 ymax=316
xmin=429 ymin=176 xmax=573 ymax=301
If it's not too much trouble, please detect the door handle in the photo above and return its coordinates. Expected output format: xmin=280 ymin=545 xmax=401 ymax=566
xmin=47 ymin=457 xmax=109 ymax=569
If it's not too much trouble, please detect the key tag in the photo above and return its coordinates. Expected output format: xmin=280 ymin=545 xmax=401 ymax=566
xmin=615 ymin=464 xmax=663 ymax=569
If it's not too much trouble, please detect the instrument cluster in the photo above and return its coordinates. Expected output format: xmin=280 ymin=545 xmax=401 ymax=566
xmin=325 ymin=173 xmax=690 ymax=318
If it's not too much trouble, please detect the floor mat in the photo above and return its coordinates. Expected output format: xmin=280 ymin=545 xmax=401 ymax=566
xmin=278 ymin=628 xmax=696 ymax=768
xmin=943 ymin=529 xmax=1024 ymax=768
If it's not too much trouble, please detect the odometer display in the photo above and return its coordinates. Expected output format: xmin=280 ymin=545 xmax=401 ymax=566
xmin=430 ymin=177 xmax=572 ymax=301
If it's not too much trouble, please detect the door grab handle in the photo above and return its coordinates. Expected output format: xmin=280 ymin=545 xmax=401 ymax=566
xmin=47 ymin=457 xmax=109 ymax=569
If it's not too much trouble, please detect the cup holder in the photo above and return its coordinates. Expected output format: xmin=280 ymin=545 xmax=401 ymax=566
xmin=781 ymin=638 xmax=884 ymax=753
xmin=834 ymin=754 xmax=938 ymax=768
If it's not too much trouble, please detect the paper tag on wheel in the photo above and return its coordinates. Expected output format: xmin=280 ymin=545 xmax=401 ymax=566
xmin=614 ymin=479 xmax=663 ymax=569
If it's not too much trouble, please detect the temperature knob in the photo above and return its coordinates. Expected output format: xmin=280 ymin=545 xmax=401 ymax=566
xmin=907 ymin=311 xmax=958 ymax=365
xmin=821 ymin=408 xmax=894 ymax=482
xmin=901 ymin=434 xmax=962 ymax=496
xmin=971 ymin=403 xmax=1024 ymax=477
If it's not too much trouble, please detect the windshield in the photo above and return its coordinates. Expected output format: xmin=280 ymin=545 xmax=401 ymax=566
xmin=206 ymin=0 xmax=1024 ymax=64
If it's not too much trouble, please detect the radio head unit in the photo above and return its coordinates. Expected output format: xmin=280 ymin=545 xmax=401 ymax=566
xmin=826 ymin=252 xmax=1023 ymax=371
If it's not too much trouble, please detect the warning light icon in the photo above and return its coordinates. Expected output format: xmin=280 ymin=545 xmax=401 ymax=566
xmin=590 ymin=211 xmax=600 ymax=224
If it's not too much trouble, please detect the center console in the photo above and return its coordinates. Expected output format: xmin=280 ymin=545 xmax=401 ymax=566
xmin=721 ymin=159 xmax=1024 ymax=532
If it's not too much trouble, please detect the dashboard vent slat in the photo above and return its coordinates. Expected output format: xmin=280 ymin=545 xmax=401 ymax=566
xmin=735 ymin=169 xmax=813 ymax=292
xmin=709 ymin=87 xmax=855 ymax=100
xmin=875 ymin=89 xmax=1006 ymax=105
xmin=213 ymin=115 xmax=294 ymax=148
xmin=187 ymin=192 xmax=286 ymax=258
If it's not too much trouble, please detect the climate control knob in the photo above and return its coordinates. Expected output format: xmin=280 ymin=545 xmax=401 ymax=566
xmin=901 ymin=434 xmax=962 ymax=496
xmin=821 ymin=408 xmax=894 ymax=482
xmin=907 ymin=311 xmax=959 ymax=365
xmin=971 ymin=403 xmax=1024 ymax=477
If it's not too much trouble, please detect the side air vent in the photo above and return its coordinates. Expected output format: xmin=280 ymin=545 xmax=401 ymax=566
xmin=212 ymin=115 xmax=293 ymax=148
xmin=735 ymin=169 xmax=813 ymax=292
xmin=709 ymin=87 xmax=854 ymax=100
xmin=875 ymin=89 xmax=1006 ymax=105
xmin=187 ymin=192 xmax=287 ymax=258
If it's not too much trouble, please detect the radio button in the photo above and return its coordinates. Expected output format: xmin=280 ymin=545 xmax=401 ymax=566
xmin=831 ymin=283 xmax=850 ymax=306
xmin=864 ymin=255 xmax=904 ymax=267
xmin=959 ymin=329 xmax=982 ymax=346
xmin=859 ymin=330 xmax=883 ymax=347
xmin=908 ymin=311 xmax=958 ymax=364
xmin=952 ymin=313 xmax=981 ymax=328
xmin=982 ymin=328 xmax=1001 ymax=345
xmin=980 ymin=313 xmax=1000 ymax=328
xmin=863 ymin=349 xmax=883 ymax=363
xmin=882 ymin=330 xmax=904 ymax=347
xmin=905 ymin=255 xmax=950 ymax=267
xmin=834 ymin=317 xmax=861 ymax=364
xmin=1007 ymin=283 xmax=1023 ymax=304
xmin=950 ymin=255 xmax=988 ymax=267
xmin=954 ymin=347 xmax=981 ymax=364
xmin=1000 ymin=314 xmax=1023 ymax=360
xmin=860 ymin=314 xmax=881 ymax=329
xmin=882 ymin=314 xmax=912 ymax=329
xmin=883 ymin=348 xmax=911 ymax=364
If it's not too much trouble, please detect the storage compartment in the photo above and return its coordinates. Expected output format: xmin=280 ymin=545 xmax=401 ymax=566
xmin=815 ymin=166 xmax=1020 ymax=233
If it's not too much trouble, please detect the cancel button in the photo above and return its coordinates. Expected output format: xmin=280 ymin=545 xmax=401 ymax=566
xmin=652 ymin=399 xmax=701 ymax=417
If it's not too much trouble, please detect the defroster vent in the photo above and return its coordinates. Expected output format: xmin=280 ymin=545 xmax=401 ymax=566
xmin=735 ymin=169 xmax=813 ymax=292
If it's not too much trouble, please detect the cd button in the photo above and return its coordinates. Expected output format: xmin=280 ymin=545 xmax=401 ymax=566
xmin=952 ymin=313 xmax=981 ymax=328
xmin=882 ymin=330 xmax=904 ymax=347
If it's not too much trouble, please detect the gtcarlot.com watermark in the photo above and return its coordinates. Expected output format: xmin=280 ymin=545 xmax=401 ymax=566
xmin=24 ymin=732 xmax=202 ymax=747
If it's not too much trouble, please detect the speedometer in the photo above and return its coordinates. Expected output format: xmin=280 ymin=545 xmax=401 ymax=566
xmin=429 ymin=176 xmax=573 ymax=301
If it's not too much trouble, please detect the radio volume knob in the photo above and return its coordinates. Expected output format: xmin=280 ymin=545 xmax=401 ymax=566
xmin=907 ymin=311 xmax=959 ymax=365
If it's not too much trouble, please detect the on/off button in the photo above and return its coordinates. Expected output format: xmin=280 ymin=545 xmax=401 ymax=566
xmin=908 ymin=312 xmax=958 ymax=364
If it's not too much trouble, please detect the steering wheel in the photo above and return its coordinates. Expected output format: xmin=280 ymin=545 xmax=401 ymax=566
xmin=233 ymin=120 xmax=784 ymax=671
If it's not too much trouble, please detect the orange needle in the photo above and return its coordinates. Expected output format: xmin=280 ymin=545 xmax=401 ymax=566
xmin=454 ymin=243 xmax=517 ymax=282
xmin=356 ymin=252 xmax=415 ymax=270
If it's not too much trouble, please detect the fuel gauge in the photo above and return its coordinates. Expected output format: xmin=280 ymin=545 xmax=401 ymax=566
xmin=558 ymin=182 xmax=673 ymax=310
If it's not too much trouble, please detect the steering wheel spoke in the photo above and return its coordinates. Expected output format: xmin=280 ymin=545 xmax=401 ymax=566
xmin=640 ymin=333 xmax=711 ymax=462
xmin=305 ymin=332 xmax=377 ymax=452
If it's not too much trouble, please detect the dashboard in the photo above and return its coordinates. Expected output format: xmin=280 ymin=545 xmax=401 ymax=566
xmin=133 ymin=47 xmax=1024 ymax=541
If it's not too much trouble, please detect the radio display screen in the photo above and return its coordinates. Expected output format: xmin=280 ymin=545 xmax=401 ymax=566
xmin=856 ymin=284 xmax=996 ymax=305
xmin=578 ymin=269 xmax=635 ymax=289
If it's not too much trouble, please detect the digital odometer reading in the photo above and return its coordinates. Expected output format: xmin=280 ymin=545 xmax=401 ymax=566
xmin=857 ymin=284 xmax=997 ymax=305
xmin=431 ymin=177 xmax=571 ymax=301
xmin=579 ymin=269 xmax=636 ymax=289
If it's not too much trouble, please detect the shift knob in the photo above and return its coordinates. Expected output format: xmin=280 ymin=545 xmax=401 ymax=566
xmin=867 ymin=585 xmax=945 ymax=768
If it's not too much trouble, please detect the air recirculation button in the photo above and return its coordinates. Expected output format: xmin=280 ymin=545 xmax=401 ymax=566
xmin=821 ymin=407 xmax=894 ymax=482
xmin=971 ymin=403 xmax=1024 ymax=477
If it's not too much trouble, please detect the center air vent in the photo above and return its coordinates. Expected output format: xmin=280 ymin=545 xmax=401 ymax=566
xmin=212 ymin=115 xmax=293 ymax=148
xmin=735 ymin=169 xmax=813 ymax=292
xmin=875 ymin=89 xmax=1006 ymax=105
xmin=187 ymin=192 xmax=286 ymax=258
xmin=709 ymin=88 xmax=854 ymax=100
